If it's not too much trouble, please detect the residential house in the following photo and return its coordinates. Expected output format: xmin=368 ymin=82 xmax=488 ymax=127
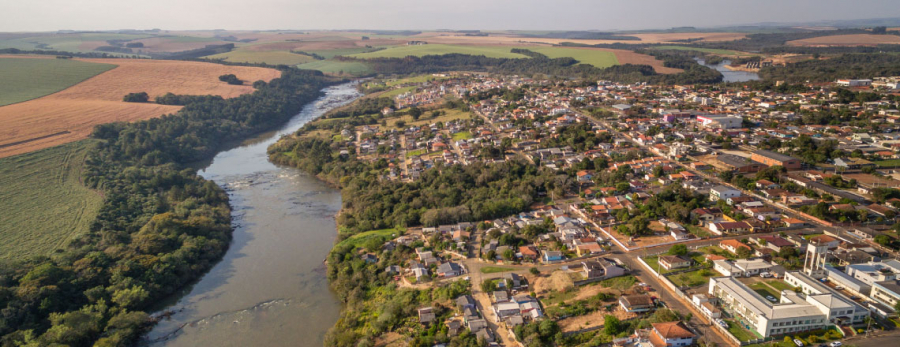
xmin=658 ymin=255 xmax=692 ymax=270
xmin=649 ymin=321 xmax=695 ymax=347
xmin=619 ymin=294 xmax=655 ymax=313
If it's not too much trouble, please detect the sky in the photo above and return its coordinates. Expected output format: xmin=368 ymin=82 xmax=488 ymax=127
xmin=1 ymin=0 xmax=900 ymax=32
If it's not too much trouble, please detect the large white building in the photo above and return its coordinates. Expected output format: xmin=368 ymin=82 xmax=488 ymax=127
xmin=845 ymin=260 xmax=900 ymax=287
xmin=709 ymin=273 xmax=869 ymax=338
xmin=696 ymin=115 xmax=744 ymax=129
xmin=783 ymin=271 xmax=869 ymax=324
xmin=709 ymin=277 xmax=826 ymax=337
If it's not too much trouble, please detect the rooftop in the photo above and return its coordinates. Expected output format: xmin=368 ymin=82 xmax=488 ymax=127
xmin=753 ymin=149 xmax=797 ymax=163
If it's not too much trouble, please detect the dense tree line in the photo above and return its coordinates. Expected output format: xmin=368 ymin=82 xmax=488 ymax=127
xmin=0 ymin=68 xmax=334 ymax=346
xmin=336 ymin=49 xmax=722 ymax=85
xmin=759 ymin=53 xmax=900 ymax=82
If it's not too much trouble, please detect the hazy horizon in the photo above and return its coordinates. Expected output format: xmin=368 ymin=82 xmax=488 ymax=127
xmin=2 ymin=0 xmax=900 ymax=33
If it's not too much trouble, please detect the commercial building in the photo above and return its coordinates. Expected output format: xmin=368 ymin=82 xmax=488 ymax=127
xmin=696 ymin=115 xmax=743 ymax=129
xmin=845 ymin=260 xmax=900 ymax=287
xmin=751 ymin=150 xmax=802 ymax=170
xmin=710 ymin=185 xmax=741 ymax=202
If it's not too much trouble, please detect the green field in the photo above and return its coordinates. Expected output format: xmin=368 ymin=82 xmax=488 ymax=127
xmin=0 ymin=140 xmax=104 ymax=260
xmin=205 ymin=50 xmax=316 ymax=65
xmin=480 ymin=266 xmax=516 ymax=274
xmin=452 ymin=131 xmax=473 ymax=141
xmin=297 ymin=60 xmax=374 ymax=76
xmin=348 ymin=44 xmax=620 ymax=68
xmin=335 ymin=228 xmax=400 ymax=249
xmin=349 ymin=44 xmax=530 ymax=59
xmin=668 ymin=268 xmax=719 ymax=287
xmin=0 ymin=57 xmax=117 ymax=106
xmin=725 ymin=320 xmax=759 ymax=341
xmin=874 ymin=159 xmax=900 ymax=167
xmin=380 ymin=86 xmax=417 ymax=98
xmin=651 ymin=45 xmax=743 ymax=56
xmin=301 ymin=47 xmax=387 ymax=59
xmin=524 ymin=47 xmax=619 ymax=68
xmin=0 ymin=33 xmax=153 ymax=52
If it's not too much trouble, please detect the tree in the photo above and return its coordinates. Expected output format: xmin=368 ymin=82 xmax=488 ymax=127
xmin=409 ymin=107 xmax=423 ymax=120
xmin=603 ymin=315 xmax=622 ymax=336
xmin=218 ymin=74 xmax=243 ymax=85
xmin=736 ymin=247 xmax=753 ymax=259
xmin=874 ymin=234 xmax=893 ymax=247
xmin=123 ymin=92 xmax=149 ymax=103
xmin=529 ymin=267 xmax=540 ymax=275
xmin=395 ymin=120 xmax=406 ymax=128
xmin=668 ymin=244 xmax=689 ymax=256
xmin=503 ymin=248 xmax=515 ymax=260
xmin=480 ymin=280 xmax=497 ymax=293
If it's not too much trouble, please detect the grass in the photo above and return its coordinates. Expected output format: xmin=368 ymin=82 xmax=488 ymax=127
xmin=686 ymin=225 xmax=711 ymax=238
xmin=764 ymin=280 xmax=795 ymax=291
xmin=406 ymin=148 xmax=427 ymax=157
xmin=348 ymin=44 xmax=620 ymax=68
xmin=205 ymin=50 xmax=316 ymax=65
xmin=296 ymin=60 xmax=373 ymax=76
xmin=301 ymin=47 xmax=386 ymax=59
xmin=598 ymin=275 xmax=637 ymax=291
xmin=0 ymin=57 xmax=116 ymax=106
xmin=452 ymin=131 xmax=473 ymax=141
xmin=651 ymin=45 xmax=743 ymax=56
xmin=668 ymin=268 xmax=720 ymax=288
xmin=480 ymin=266 xmax=516 ymax=274
xmin=725 ymin=319 xmax=759 ymax=342
xmin=524 ymin=47 xmax=618 ymax=68
xmin=874 ymin=159 xmax=900 ymax=167
xmin=750 ymin=282 xmax=781 ymax=300
xmin=335 ymin=228 xmax=400 ymax=249
xmin=542 ymin=288 xmax=579 ymax=306
xmin=380 ymin=86 xmax=417 ymax=98
xmin=0 ymin=140 xmax=104 ymax=260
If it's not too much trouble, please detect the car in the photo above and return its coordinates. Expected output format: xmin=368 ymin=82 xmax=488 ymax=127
xmin=835 ymin=286 xmax=844 ymax=290
xmin=760 ymin=272 xmax=772 ymax=278
xmin=850 ymin=296 xmax=860 ymax=300
xmin=766 ymin=295 xmax=777 ymax=302
xmin=829 ymin=342 xmax=842 ymax=347
xmin=794 ymin=339 xmax=804 ymax=347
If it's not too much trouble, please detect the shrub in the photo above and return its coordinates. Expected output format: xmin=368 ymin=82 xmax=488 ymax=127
xmin=122 ymin=92 xmax=149 ymax=103
xmin=218 ymin=74 xmax=243 ymax=85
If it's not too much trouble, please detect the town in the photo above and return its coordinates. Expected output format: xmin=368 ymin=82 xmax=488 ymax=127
xmin=277 ymin=72 xmax=900 ymax=347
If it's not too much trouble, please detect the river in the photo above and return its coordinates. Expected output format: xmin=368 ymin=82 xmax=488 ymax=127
xmin=143 ymin=82 xmax=362 ymax=347
xmin=695 ymin=58 xmax=760 ymax=83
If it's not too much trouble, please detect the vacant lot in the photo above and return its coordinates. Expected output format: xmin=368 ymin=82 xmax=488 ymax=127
xmin=0 ymin=140 xmax=103 ymax=260
xmin=0 ymin=57 xmax=116 ymax=106
xmin=205 ymin=49 xmax=316 ymax=65
xmin=788 ymin=34 xmax=900 ymax=46
xmin=0 ymin=57 xmax=280 ymax=158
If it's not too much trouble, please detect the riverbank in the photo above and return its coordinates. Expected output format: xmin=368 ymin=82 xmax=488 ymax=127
xmin=143 ymin=82 xmax=362 ymax=346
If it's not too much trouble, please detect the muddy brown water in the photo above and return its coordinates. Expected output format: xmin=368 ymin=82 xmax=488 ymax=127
xmin=143 ymin=82 xmax=361 ymax=347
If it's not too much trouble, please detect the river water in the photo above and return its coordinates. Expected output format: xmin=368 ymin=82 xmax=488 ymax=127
xmin=143 ymin=82 xmax=361 ymax=347
xmin=696 ymin=58 xmax=760 ymax=83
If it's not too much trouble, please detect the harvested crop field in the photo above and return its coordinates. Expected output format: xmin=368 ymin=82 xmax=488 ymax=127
xmin=0 ymin=56 xmax=116 ymax=106
xmin=0 ymin=140 xmax=103 ymax=260
xmin=787 ymin=34 xmax=900 ymax=46
xmin=0 ymin=58 xmax=280 ymax=158
xmin=420 ymin=32 xmax=746 ymax=46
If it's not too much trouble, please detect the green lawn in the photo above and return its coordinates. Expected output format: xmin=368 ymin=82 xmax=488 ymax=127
xmin=874 ymin=159 xmax=900 ymax=167
xmin=668 ymin=268 xmax=720 ymax=288
xmin=750 ymin=282 xmax=781 ymax=300
xmin=480 ymin=266 xmax=516 ymax=274
xmin=297 ymin=60 xmax=374 ymax=76
xmin=0 ymin=57 xmax=117 ymax=106
xmin=406 ymin=148 xmax=427 ymax=157
xmin=765 ymin=280 xmax=795 ymax=291
xmin=335 ymin=228 xmax=400 ymax=249
xmin=205 ymin=50 xmax=316 ymax=65
xmin=651 ymin=45 xmax=744 ymax=56
xmin=725 ymin=320 xmax=759 ymax=342
xmin=380 ymin=86 xmax=417 ymax=98
xmin=599 ymin=275 xmax=637 ymax=291
xmin=452 ymin=131 xmax=473 ymax=141
xmin=686 ymin=225 xmax=711 ymax=238
xmin=0 ymin=140 xmax=104 ymax=260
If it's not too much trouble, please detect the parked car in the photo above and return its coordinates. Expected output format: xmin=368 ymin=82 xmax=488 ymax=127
xmin=794 ymin=339 xmax=804 ymax=347
xmin=829 ymin=342 xmax=842 ymax=347
xmin=835 ymin=286 xmax=844 ymax=290
xmin=760 ymin=272 xmax=772 ymax=278
xmin=766 ymin=295 xmax=777 ymax=302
